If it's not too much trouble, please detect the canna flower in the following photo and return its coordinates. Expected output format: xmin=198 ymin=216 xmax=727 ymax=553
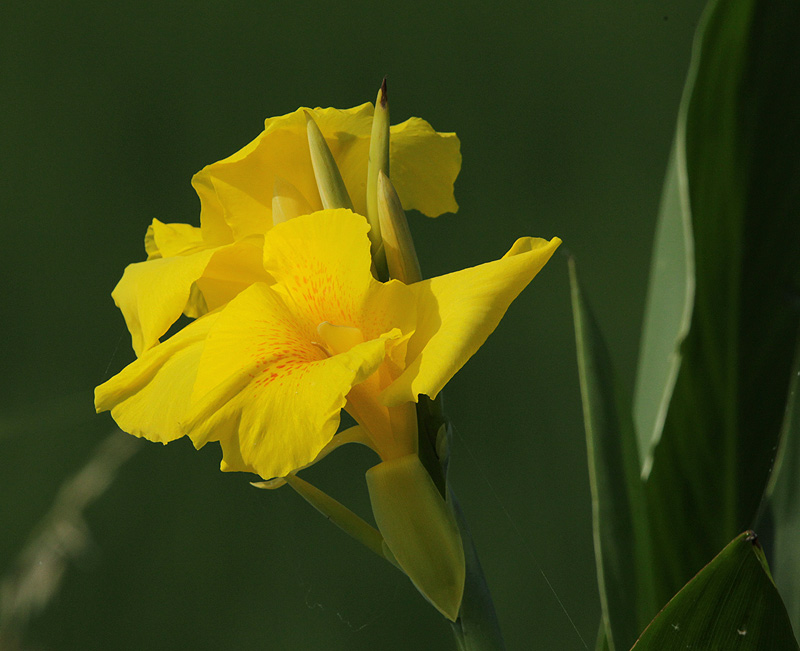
xmin=116 ymin=104 xmax=461 ymax=357
xmin=95 ymin=208 xmax=560 ymax=619
xmin=97 ymin=84 xmax=560 ymax=621
xmin=96 ymin=209 xmax=560 ymax=478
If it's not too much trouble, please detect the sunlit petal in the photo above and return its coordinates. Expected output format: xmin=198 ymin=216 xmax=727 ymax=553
xmin=193 ymin=105 xmax=461 ymax=241
xmin=183 ymin=282 xmax=400 ymax=480
xmin=113 ymin=250 xmax=216 ymax=355
xmin=94 ymin=313 xmax=219 ymax=443
xmin=390 ymin=117 xmax=461 ymax=217
xmin=382 ymin=236 xmax=562 ymax=406
xmin=145 ymin=219 xmax=207 ymax=259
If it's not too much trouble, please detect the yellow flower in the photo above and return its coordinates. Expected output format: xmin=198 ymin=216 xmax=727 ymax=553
xmin=96 ymin=208 xmax=559 ymax=621
xmin=114 ymin=104 xmax=461 ymax=357
xmin=96 ymin=208 xmax=559 ymax=479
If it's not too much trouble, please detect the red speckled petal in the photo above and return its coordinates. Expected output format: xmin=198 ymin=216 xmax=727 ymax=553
xmin=183 ymin=282 xmax=398 ymax=480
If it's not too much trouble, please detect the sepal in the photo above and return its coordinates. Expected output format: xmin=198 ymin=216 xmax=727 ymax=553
xmin=366 ymin=453 xmax=465 ymax=621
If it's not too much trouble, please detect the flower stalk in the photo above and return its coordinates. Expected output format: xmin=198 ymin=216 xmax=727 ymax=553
xmin=415 ymin=396 xmax=506 ymax=649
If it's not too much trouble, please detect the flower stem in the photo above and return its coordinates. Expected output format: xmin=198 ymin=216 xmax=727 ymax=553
xmin=415 ymin=395 xmax=505 ymax=650
xmin=448 ymin=489 xmax=506 ymax=650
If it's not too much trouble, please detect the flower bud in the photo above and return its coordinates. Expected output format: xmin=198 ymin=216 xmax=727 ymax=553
xmin=271 ymin=176 xmax=313 ymax=224
xmin=306 ymin=112 xmax=354 ymax=211
xmin=366 ymin=453 xmax=465 ymax=621
xmin=377 ymin=171 xmax=422 ymax=284
xmin=366 ymin=78 xmax=390 ymax=260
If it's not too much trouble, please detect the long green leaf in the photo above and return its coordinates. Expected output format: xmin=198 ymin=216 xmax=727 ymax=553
xmin=632 ymin=532 xmax=799 ymax=650
xmin=633 ymin=141 xmax=695 ymax=475
xmin=762 ymin=337 xmax=800 ymax=637
xmin=569 ymin=258 xmax=657 ymax=650
xmin=641 ymin=0 xmax=800 ymax=608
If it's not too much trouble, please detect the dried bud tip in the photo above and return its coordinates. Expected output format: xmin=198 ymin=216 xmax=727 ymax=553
xmin=379 ymin=77 xmax=388 ymax=107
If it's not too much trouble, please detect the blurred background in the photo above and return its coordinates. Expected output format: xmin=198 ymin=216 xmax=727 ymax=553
xmin=1 ymin=1 xmax=706 ymax=648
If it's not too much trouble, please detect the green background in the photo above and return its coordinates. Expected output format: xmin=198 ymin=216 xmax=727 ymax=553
xmin=1 ymin=1 xmax=705 ymax=648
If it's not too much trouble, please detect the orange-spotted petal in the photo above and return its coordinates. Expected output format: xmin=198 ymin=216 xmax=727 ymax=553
xmin=262 ymin=209 xmax=374 ymax=329
xmin=183 ymin=282 xmax=400 ymax=480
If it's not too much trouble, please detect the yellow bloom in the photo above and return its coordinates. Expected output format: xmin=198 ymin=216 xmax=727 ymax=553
xmin=114 ymin=104 xmax=462 ymax=357
xmin=96 ymin=209 xmax=559 ymax=480
xmin=96 ymin=208 xmax=559 ymax=621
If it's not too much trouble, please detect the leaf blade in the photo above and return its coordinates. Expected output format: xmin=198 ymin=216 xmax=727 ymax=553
xmin=632 ymin=532 xmax=799 ymax=651
xmin=762 ymin=336 xmax=800 ymax=638
xmin=639 ymin=0 xmax=800 ymax=607
xmin=569 ymin=258 xmax=657 ymax=650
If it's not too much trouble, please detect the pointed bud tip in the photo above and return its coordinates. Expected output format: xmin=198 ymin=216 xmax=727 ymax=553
xmin=379 ymin=77 xmax=388 ymax=107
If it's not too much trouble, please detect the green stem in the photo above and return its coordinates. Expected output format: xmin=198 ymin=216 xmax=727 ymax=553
xmin=416 ymin=395 xmax=505 ymax=650
xmin=449 ymin=490 xmax=506 ymax=650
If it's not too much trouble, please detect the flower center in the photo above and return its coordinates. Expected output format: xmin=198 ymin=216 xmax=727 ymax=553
xmin=316 ymin=321 xmax=365 ymax=355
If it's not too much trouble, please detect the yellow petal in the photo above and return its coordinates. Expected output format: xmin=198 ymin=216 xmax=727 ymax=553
xmin=113 ymin=250 xmax=216 ymax=355
xmin=249 ymin=425 xmax=373 ymax=488
xmin=183 ymin=282 xmax=399 ymax=480
xmin=94 ymin=313 xmax=219 ymax=443
xmin=113 ymin=236 xmax=269 ymax=356
xmin=218 ymin=430 xmax=258 ymax=474
xmin=205 ymin=172 xmax=276 ymax=241
xmin=194 ymin=105 xmax=461 ymax=238
xmin=111 ymin=232 xmax=272 ymax=355
xmin=382 ymin=236 xmax=562 ymax=406
xmin=263 ymin=209 xmax=418 ymax=343
xmin=190 ymin=169 xmax=234 ymax=246
xmin=146 ymin=219 xmax=207 ymax=259
xmin=196 ymin=106 xmax=373 ymax=238
xmin=262 ymin=209 xmax=374 ymax=329
xmin=271 ymin=176 xmax=313 ymax=224
xmin=193 ymin=237 xmax=272 ymax=313
xmin=390 ymin=117 xmax=461 ymax=217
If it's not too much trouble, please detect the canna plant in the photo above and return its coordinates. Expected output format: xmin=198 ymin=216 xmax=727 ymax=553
xmin=95 ymin=80 xmax=559 ymax=648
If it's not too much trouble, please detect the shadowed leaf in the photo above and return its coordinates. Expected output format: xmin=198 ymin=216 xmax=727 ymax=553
xmin=762 ymin=337 xmax=800 ymax=637
xmin=638 ymin=0 xmax=800 ymax=607
xmin=570 ymin=258 xmax=657 ymax=650
xmin=632 ymin=532 xmax=799 ymax=651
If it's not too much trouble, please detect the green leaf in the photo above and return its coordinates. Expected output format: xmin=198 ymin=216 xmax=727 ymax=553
xmin=762 ymin=337 xmax=800 ymax=638
xmin=569 ymin=258 xmax=657 ymax=650
xmin=632 ymin=141 xmax=695 ymax=475
xmin=638 ymin=0 xmax=800 ymax=607
xmin=632 ymin=532 xmax=799 ymax=651
xmin=595 ymin=625 xmax=611 ymax=651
